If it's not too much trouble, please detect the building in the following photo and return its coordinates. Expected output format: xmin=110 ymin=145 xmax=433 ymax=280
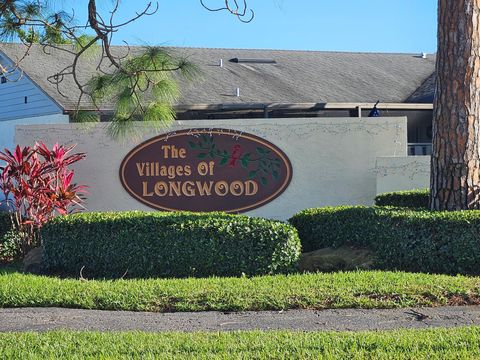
xmin=0 ymin=43 xmax=434 ymax=218
xmin=0 ymin=43 xmax=435 ymax=155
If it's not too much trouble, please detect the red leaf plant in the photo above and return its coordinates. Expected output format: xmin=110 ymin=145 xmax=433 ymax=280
xmin=0 ymin=142 xmax=86 ymax=254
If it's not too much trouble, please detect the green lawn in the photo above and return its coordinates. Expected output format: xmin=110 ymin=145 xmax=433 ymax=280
xmin=0 ymin=269 xmax=479 ymax=312
xmin=0 ymin=327 xmax=479 ymax=359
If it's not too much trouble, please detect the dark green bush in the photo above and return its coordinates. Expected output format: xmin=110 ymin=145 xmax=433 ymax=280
xmin=0 ymin=229 xmax=21 ymax=263
xmin=41 ymin=211 xmax=301 ymax=279
xmin=0 ymin=212 xmax=12 ymax=238
xmin=289 ymin=206 xmax=480 ymax=275
xmin=0 ymin=212 xmax=16 ymax=262
xmin=374 ymin=189 xmax=429 ymax=209
xmin=288 ymin=206 xmax=387 ymax=252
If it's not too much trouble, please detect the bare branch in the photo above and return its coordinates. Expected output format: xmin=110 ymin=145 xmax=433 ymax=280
xmin=200 ymin=0 xmax=254 ymax=23
xmin=0 ymin=0 xmax=251 ymax=137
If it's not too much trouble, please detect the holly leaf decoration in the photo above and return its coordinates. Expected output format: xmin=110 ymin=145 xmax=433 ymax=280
xmin=272 ymin=170 xmax=279 ymax=180
xmin=261 ymin=177 xmax=268 ymax=186
xmin=188 ymin=141 xmax=196 ymax=149
xmin=240 ymin=153 xmax=251 ymax=168
xmin=220 ymin=157 xmax=229 ymax=166
xmin=197 ymin=153 xmax=207 ymax=159
xmin=249 ymin=170 xmax=258 ymax=179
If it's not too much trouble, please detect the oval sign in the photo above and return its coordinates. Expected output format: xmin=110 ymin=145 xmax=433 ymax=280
xmin=120 ymin=128 xmax=292 ymax=213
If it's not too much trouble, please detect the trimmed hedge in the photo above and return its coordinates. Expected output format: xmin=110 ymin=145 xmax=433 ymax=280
xmin=289 ymin=206 xmax=381 ymax=252
xmin=289 ymin=206 xmax=480 ymax=275
xmin=374 ymin=189 xmax=429 ymax=209
xmin=41 ymin=211 xmax=301 ymax=279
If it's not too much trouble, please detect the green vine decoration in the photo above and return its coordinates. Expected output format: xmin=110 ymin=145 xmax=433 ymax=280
xmin=188 ymin=135 xmax=281 ymax=186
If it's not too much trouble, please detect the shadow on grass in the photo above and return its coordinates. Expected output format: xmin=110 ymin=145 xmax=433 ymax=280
xmin=0 ymin=261 xmax=23 ymax=275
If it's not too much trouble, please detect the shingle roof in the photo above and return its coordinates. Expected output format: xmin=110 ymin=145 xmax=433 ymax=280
xmin=0 ymin=43 xmax=436 ymax=111
xmin=405 ymin=73 xmax=436 ymax=103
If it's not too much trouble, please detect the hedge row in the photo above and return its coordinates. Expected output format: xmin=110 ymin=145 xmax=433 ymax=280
xmin=374 ymin=189 xmax=429 ymax=209
xmin=289 ymin=206 xmax=480 ymax=275
xmin=41 ymin=211 xmax=301 ymax=279
xmin=289 ymin=206 xmax=382 ymax=252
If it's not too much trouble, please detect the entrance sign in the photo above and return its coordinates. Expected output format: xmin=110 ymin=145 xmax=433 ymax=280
xmin=120 ymin=129 xmax=292 ymax=212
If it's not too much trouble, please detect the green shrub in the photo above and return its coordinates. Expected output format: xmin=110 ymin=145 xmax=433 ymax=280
xmin=0 ymin=212 xmax=12 ymax=238
xmin=289 ymin=206 xmax=390 ymax=252
xmin=289 ymin=206 xmax=480 ymax=275
xmin=0 ymin=229 xmax=21 ymax=263
xmin=0 ymin=212 xmax=16 ymax=263
xmin=374 ymin=189 xmax=429 ymax=208
xmin=41 ymin=211 xmax=301 ymax=279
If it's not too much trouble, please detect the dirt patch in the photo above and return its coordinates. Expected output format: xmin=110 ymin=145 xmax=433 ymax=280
xmin=299 ymin=246 xmax=374 ymax=272
xmin=447 ymin=294 xmax=480 ymax=306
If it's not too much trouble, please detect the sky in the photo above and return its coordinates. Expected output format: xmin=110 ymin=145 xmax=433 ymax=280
xmin=58 ymin=0 xmax=437 ymax=53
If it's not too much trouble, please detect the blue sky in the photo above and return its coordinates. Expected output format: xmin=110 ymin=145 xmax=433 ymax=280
xmin=61 ymin=0 xmax=437 ymax=53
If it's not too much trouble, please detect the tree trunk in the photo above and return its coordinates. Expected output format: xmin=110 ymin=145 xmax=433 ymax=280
xmin=431 ymin=0 xmax=480 ymax=210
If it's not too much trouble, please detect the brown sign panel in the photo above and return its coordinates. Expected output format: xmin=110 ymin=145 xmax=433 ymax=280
xmin=119 ymin=128 xmax=292 ymax=213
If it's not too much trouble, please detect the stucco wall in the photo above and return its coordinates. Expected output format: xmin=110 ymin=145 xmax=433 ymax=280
xmin=375 ymin=156 xmax=430 ymax=194
xmin=16 ymin=117 xmax=408 ymax=220
xmin=0 ymin=113 xmax=69 ymax=151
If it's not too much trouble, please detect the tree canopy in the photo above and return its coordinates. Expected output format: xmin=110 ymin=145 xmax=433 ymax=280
xmin=0 ymin=1 xmax=253 ymax=136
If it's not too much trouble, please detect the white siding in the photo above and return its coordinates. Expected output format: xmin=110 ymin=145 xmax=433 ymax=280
xmin=0 ymin=55 xmax=62 ymax=121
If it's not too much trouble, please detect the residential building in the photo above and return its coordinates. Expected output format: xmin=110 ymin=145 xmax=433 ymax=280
xmin=0 ymin=43 xmax=435 ymax=155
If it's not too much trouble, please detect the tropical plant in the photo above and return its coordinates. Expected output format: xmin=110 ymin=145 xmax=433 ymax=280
xmin=0 ymin=143 xmax=85 ymax=254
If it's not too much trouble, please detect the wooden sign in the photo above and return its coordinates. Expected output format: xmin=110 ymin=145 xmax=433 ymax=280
xmin=119 ymin=129 xmax=292 ymax=213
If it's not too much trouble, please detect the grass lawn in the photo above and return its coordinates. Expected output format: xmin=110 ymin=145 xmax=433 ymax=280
xmin=0 ymin=269 xmax=479 ymax=312
xmin=0 ymin=327 xmax=479 ymax=359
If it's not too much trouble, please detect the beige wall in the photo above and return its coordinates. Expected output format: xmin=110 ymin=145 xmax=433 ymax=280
xmin=16 ymin=117 xmax=409 ymax=220
xmin=0 ymin=113 xmax=68 ymax=151
xmin=376 ymin=156 xmax=430 ymax=194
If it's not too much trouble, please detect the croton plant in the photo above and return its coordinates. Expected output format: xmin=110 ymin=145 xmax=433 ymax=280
xmin=0 ymin=143 xmax=85 ymax=254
